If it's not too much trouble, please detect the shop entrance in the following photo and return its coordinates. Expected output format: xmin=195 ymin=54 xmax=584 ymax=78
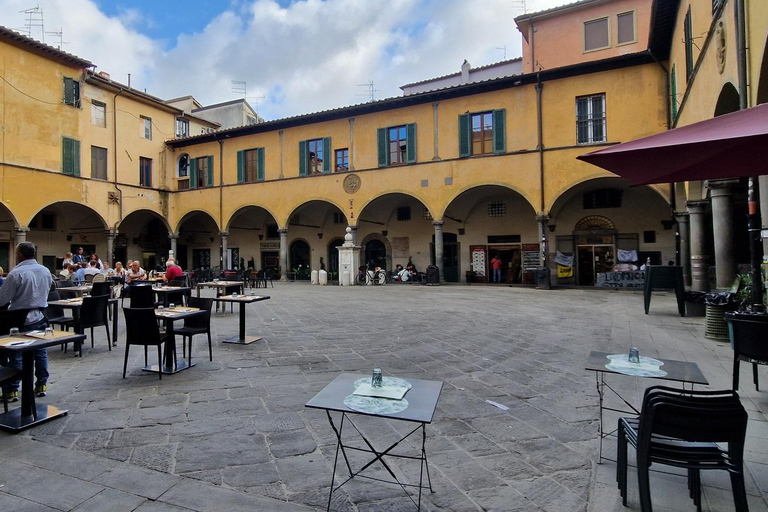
xmin=577 ymin=244 xmax=614 ymax=286
xmin=365 ymin=240 xmax=386 ymax=269
xmin=261 ymin=251 xmax=278 ymax=271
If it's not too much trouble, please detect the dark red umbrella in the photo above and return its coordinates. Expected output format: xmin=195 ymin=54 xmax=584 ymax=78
xmin=577 ymin=102 xmax=768 ymax=186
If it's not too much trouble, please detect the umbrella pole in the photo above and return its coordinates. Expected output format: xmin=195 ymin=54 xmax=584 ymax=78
xmin=748 ymin=176 xmax=764 ymax=311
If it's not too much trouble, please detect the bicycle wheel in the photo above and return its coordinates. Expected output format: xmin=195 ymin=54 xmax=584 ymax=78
xmin=375 ymin=271 xmax=387 ymax=285
xmin=356 ymin=272 xmax=369 ymax=286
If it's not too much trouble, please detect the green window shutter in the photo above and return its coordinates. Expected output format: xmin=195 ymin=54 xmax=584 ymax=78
xmin=492 ymin=109 xmax=506 ymax=154
xmin=73 ymin=139 xmax=81 ymax=176
xmin=406 ymin=123 xmax=416 ymax=164
xmin=299 ymin=140 xmax=308 ymax=176
xmin=670 ymin=65 xmax=678 ymax=121
xmin=322 ymin=137 xmax=332 ymax=173
xmin=62 ymin=137 xmax=72 ymax=174
xmin=189 ymin=158 xmax=198 ymax=189
xmin=458 ymin=114 xmax=470 ymax=157
xmin=377 ymin=128 xmax=388 ymax=167
xmin=257 ymin=148 xmax=265 ymax=181
xmin=236 ymin=150 xmax=244 ymax=183
xmin=63 ymin=77 xmax=73 ymax=105
xmin=206 ymin=156 xmax=214 ymax=187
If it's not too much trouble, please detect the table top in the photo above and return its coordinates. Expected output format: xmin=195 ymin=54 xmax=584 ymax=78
xmin=306 ymin=373 xmax=443 ymax=424
xmin=585 ymin=350 xmax=709 ymax=385
xmin=0 ymin=331 xmax=86 ymax=352
xmin=212 ymin=294 xmax=270 ymax=303
xmin=155 ymin=307 xmax=204 ymax=320
xmin=196 ymin=281 xmax=243 ymax=288
xmin=58 ymin=285 xmax=92 ymax=292
xmin=49 ymin=297 xmax=117 ymax=308
xmin=153 ymin=286 xmax=191 ymax=293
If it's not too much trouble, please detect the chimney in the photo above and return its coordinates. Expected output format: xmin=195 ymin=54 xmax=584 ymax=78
xmin=461 ymin=60 xmax=471 ymax=84
xmin=98 ymin=71 xmax=110 ymax=80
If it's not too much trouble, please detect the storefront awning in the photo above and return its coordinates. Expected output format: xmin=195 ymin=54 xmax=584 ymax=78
xmin=577 ymin=103 xmax=768 ymax=186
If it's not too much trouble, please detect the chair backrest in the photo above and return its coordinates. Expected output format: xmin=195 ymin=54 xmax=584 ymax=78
xmin=84 ymin=273 xmax=95 ymax=283
xmin=728 ymin=318 xmax=768 ymax=363
xmin=45 ymin=290 xmax=65 ymax=320
xmin=129 ymin=285 xmax=155 ymax=308
xmin=638 ymin=386 xmax=747 ymax=448
xmin=123 ymin=307 xmax=163 ymax=346
xmin=0 ymin=306 xmax=36 ymax=335
xmin=170 ymin=279 xmax=187 ymax=288
xmin=92 ymin=273 xmax=106 ymax=283
xmin=91 ymin=281 xmax=111 ymax=297
xmin=80 ymin=294 xmax=109 ymax=329
xmin=185 ymin=296 xmax=214 ymax=329
xmin=56 ymin=279 xmax=75 ymax=288
xmin=265 ymin=269 xmax=275 ymax=281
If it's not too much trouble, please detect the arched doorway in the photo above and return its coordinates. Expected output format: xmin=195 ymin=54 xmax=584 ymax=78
xmin=117 ymin=210 xmax=171 ymax=271
xmin=176 ymin=210 xmax=219 ymax=270
xmin=574 ymin=215 xmax=617 ymax=286
xmin=290 ymin=240 xmax=310 ymax=279
xmin=364 ymin=239 xmax=386 ymax=269
xmin=714 ymin=82 xmax=740 ymax=117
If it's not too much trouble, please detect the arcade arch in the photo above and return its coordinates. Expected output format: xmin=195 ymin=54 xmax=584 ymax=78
xmin=227 ymin=206 xmax=280 ymax=271
xmin=176 ymin=211 xmax=219 ymax=270
xmin=117 ymin=209 xmax=171 ymax=271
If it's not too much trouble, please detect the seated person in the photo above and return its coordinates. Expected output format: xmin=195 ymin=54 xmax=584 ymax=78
xmin=126 ymin=261 xmax=147 ymax=284
xmin=64 ymin=264 xmax=80 ymax=283
xmin=83 ymin=260 xmax=101 ymax=277
xmin=75 ymin=262 xmax=88 ymax=283
xmin=407 ymin=264 xmax=419 ymax=280
xmin=393 ymin=264 xmax=410 ymax=282
xmin=164 ymin=258 xmax=183 ymax=282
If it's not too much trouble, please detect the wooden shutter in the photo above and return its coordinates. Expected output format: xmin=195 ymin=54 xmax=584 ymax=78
xmin=492 ymin=109 xmax=506 ymax=154
xmin=206 ymin=156 xmax=214 ymax=187
xmin=406 ymin=123 xmax=416 ymax=164
xmin=237 ymin=150 xmax=244 ymax=183
xmin=73 ymin=139 xmax=80 ymax=176
xmin=377 ymin=128 xmax=388 ymax=167
xmin=299 ymin=140 xmax=308 ymax=176
xmin=322 ymin=137 xmax=332 ymax=173
xmin=458 ymin=114 xmax=470 ymax=157
xmin=257 ymin=148 xmax=265 ymax=181
xmin=63 ymin=78 xmax=73 ymax=105
xmin=62 ymin=137 xmax=72 ymax=174
xmin=670 ymin=65 xmax=678 ymax=121
xmin=189 ymin=158 xmax=198 ymax=189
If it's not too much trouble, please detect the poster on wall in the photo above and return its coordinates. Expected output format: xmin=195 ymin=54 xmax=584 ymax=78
xmin=471 ymin=246 xmax=487 ymax=276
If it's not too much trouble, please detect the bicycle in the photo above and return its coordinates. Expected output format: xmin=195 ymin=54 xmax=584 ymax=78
xmin=356 ymin=266 xmax=388 ymax=285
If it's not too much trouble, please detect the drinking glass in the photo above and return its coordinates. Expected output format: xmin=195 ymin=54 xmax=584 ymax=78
xmin=9 ymin=327 xmax=19 ymax=336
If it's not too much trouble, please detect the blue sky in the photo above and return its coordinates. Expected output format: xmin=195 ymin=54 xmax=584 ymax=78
xmin=1 ymin=0 xmax=566 ymax=120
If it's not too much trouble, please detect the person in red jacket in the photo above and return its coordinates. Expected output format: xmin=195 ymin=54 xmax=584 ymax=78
xmin=491 ymin=254 xmax=502 ymax=283
xmin=163 ymin=258 xmax=183 ymax=283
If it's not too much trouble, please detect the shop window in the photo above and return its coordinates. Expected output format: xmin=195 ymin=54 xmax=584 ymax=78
xmin=583 ymin=189 xmax=623 ymax=209
xmin=576 ymin=94 xmax=606 ymax=144
xmin=458 ymin=110 xmax=506 ymax=157
xmin=91 ymin=146 xmax=107 ymax=180
xmin=91 ymin=101 xmax=106 ymax=127
xmin=617 ymin=11 xmax=635 ymax=45
xmin=62 ymin=77 xmax=80 ymax=107
xmin=377 ymin=124 xmax=416 ymax=166
xmin=584 ymin=17 xmax=610 ymax=52
xmin=487 ymin=202 xmax=506 ymax=218
xmin=237 ymin=148 xmax=265 ymax=183
xmin=396 ymin=206 xmax=411 ymax=221
xmin=299 ymin=138 xmax=331 ymax=175
xmin=62 ymin=136 xmax=80 ymax=176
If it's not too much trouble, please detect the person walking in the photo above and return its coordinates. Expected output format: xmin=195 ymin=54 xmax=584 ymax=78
xmin=0 ymin=242 xmax=53 ymax=400
xmin=491 ymin=254 xmax=503 ymax=283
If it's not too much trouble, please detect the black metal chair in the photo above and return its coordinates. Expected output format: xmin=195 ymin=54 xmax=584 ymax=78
xmin=263 ymin=269 xmax=275 ymax=288
xmin=56 ymin=280 xmax=75 ymax=289
xmin=45 ymin=290 xmax=74 ymax=333
xmin=617 ymin=386 xmax=748 ymax=512
xmin=91 ymin=281 xmax=111 ymax=298
xmin=129 ymin=284 xmax=155 ymax=308
xmin=80 ymin=294 xmax=111 ymax=351
xmin=726 ymin=316 xmax=768 ymax=391
xmin=169 ymin=279 xmax=190 ymax=306
xmin=122 ymin=307 xmax=169 ymax=380
xmin=174 ymin=296 xmax=214 ymax=363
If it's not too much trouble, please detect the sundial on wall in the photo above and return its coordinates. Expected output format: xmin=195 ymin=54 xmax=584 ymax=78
xmin=343 ymin=174 xmax=361 ymax=194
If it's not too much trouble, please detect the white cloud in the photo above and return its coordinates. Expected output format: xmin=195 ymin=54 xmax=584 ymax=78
xmin=0 ymin=0 xmax=570 ymax=119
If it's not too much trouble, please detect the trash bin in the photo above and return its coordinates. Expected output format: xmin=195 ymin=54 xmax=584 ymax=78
xmin=426 ymin=265 xmax=440 ymax=286
xmin=684 ymin=291 xmax=707 ymax=317
xmin=725 ymin=310 xmax=768 ymax=349
xmin=536 ymin=267 xmax=551 ymax=290
xmin=704 ymin=292 xmax=737 ymax=341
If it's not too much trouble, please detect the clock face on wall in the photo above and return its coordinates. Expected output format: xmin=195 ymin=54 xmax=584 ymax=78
xmin=343 ymin=174 xmax=361 ymax=194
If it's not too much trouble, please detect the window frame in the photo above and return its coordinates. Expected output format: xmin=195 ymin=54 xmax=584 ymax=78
xmin=140 ymin=116 xmax=152 ymax=140
xmin=175 ymin=117 xmax=189 ymax=138
xmin=139 ymin=157 xmax=152 ymax=187
xmin=91 ymin=146 xmax=107 ymax=180
xmin=91 ymin=100 xmax=106 ymax=127
xmin=61 ymin=136 xmax=81 ymax=176
xmin=335 ymin=148 xmax=349 ymax=172
xmin=377 ymin=124 xmax=416 ymax=167
xmin=189 ymin=155 xmax=214 ymax=189
xmin=583 ymin=16 xmax=611 ymax=53
xmin=616 ymin=10 xmax=637 ymax=46
xmin=575 ymin=93 xmax=607 ymax=145
xmin=471 ymin=112 xmax=494 ymax=155
xmin=459 ymin=110 xmax=505 ymax=157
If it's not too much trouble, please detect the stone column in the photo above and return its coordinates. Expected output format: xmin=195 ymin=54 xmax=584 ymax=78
xmin=675 ymin=213 xmax=691 ymax=287
xmin=106 ymin=231 xmax=116 ymax=266
xmin=219 ymin=232 xmax=228 ymax=270
xmin=14 ymin=228 xmax=28 ymax=266
xmin=708 ymin=179 xmax=739 ymax=289
xmin=432 ymin=102 xmax=441 ymax=161
xmin=536 ymin=214 xmax=550 ymax=266
xmin=687 ymin=201 xmax=709 ymax=292
xmin=168 ymin=234 xmax=178 ymax=261
xmin=433 ymin=221 xmax=445 ymax=284
xmin=279 ymin=228 xmax=288 ymax=281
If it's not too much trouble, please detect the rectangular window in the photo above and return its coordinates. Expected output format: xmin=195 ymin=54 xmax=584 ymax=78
xmin=91 ymin=146 xmax=107 ymax=180
xmin=617 ymin=11 xmax=635 ymax=45
xmin=176 ymin=118 xmax=189 ymax=138
xmin=237 ymin=148 xmax=265 ymax=183
xmin=377 ymin=124 xmax=416 ymax=167
xmin=684 ymin=7 xmax=694 ymax=81
xmin=62 ymin=77 xmax=81 ymax=107
xmin=584 ymin=17 xmax=610 ymax=51
xmin=576 ymin=94 xmax=606 ymax=144
xmin=487 ymin=202 xmax=506 ymax=218
xmin=643 ymin=230 xmax=657 ymax=244
xmin=472 ymin=112 xmax=494 ymax=155
xmin=299 ymin=138 xmax=331 ymax=175
xmin=91 ymin=101 xmax=106 ymax=127
xmin=583 ymin=189 xmax=623 ymax=209
xmin=423 ymin=207 xmax=433 ymax=220
xmin=396 ymin=206 xmax=411 ymax=222
xmin=139 ymin=157 xmax=152 ymax=187
xmin=244 ymin=149 xmax=259 ymax=182
xmin=308 ymin=138 xmax=324 ymax=174
xmin=190 ymin=156 xmax=213 ymax=188
xmin=335 ymin=148 xmax=349 ymax=172
xmin=333 ymin=212 xmax=345 ymax=224
xmin=30 ymin=212 xmax=56 ymax=231
xmin=459 ymin=110 xmax=505 ymax=157
xmin=62 ymin=137 xmax=80 ymax=176
xmin=141 ymin=116 xmax=152 ymax=140
xmin=389 ymin=126 xmax=408 ymax=165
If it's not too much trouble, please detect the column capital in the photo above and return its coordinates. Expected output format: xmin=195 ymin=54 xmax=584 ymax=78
xmin=674 ymin=212 xmax=690 ymax=223
xmin=15 ymin=227 xmax=29 ymax=234
xmin=278 ymin=228 xmax=288 ymax=235
xmin=168 ymin=234 xmax=179 ymax=240
xmin=705 ymin=178 xmax=740 ymax=192
xmin=431 ymin=220 xmax=444 ymax=228
xmin=218 ymin=232 xmax=229 ymax=237
xmin=686 ymin=200 xmax=709 ymax=213
xmin=536 ymin=214 xmax=550 ymax=224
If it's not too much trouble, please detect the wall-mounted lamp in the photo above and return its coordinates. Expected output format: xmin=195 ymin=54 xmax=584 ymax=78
xmin=548 ymin=225 xmax=556 ymax=233
xmin=66 ymin=235 xmax=73 ymax=241
xmin=209 ymin=237 xmax=215 ymax=242
xmin=258 ymin=234 xmax=264 ymax=240
xmin=661 ymin=220 xmax=675 ymax=230
xmin=381 ymin=230 xmax=388 ymax=236
xmin=457 ymin=228 xmax=465 ymax=236
xmin=317 ymin=233 xmax=323 ymax=239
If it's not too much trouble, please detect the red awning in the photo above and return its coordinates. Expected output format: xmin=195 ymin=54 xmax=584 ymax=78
xmin=577 ymin=103 xmax=768 ymax=186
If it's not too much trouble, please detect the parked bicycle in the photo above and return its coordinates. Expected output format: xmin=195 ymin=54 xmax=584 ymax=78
xmin=356 ymin=265 xmax=388 ymax=285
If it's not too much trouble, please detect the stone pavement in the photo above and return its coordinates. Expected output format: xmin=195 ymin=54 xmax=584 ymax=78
xmin=0 ymin=283 xmax=766 ymax=511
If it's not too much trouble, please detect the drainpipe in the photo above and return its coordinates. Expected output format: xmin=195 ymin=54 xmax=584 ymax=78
xmin=217 ymin=138 xmax=224 ymax=268
xmin=535 ymin=74 xmax=548 ymax=266
xmin=112 ymin=88 xmax=124 ymax=233
xmin=735 ymin=0 xmax=763 ymax=310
